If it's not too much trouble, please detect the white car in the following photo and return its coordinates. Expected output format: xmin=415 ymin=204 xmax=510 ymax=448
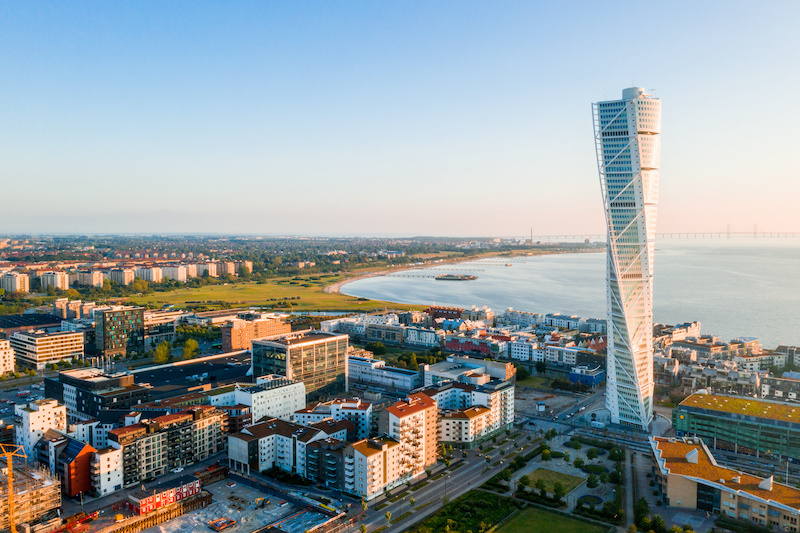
xmin=172 ymin=467 xmax=184 ymax=473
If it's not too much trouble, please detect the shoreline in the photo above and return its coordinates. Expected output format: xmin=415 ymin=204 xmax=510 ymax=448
xmin=324 ymin=248 xmax=600 ymax=296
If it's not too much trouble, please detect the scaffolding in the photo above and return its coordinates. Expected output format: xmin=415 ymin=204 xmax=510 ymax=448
xmin=0 ymin=457 xmax=62 ymax=532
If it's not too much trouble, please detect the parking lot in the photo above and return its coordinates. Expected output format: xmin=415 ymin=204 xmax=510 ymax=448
xmin=0 ymin=383 xmax=47 ymax=421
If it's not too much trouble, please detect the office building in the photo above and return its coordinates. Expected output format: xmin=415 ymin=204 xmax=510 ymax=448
xmin=379 ymin=393 xmax=438 ymax=476
xmin=40 ymin=271 xmax=69 ymax=291
xmin=221 ymin=315 xmax=291 ymax=352
xmin=593 ymin=86 xmax=661 ymax=431
xmin=45 ymin=367 xmax=149 ymax=419
xmin=348 ymin=354 xmax=422 ymax=393
xmin=95 ymin=305 xmax=144 ymax=356
xmin=651 ymin=436 xmax=800 ymax=530
xmin=1 ymin=271 xmax=30 ymax=293
xmin=9 ymin=330 xmax=84 ymax=370
xmin=0 ymin=340 xmax=14 ymax=374
xmin=252 ymin=330 xmax=348 ymax=400
xmin=14 ymin=399 xmax=68 ymax=458
xmin=674 ymin=393 xmax=800 ymax=460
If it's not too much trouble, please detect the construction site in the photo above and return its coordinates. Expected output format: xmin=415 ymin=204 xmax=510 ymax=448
xmin=0 ymin=450 xmax=62 ymax=533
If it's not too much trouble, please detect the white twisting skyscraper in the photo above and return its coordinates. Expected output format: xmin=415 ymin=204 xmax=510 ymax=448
xmin=593 ymin=87 xmax=660 ymax=431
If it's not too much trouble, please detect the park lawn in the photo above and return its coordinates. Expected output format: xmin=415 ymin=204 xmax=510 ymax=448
xmin=527 ymin=468 xmax=585 ymax=494
xmin=497 ymin=507 xmax=608 ymax=533
xmin=126 ymin=277 xmax=422 ymax=312
xmin=516 ymin=375 xmax=550 ymax=388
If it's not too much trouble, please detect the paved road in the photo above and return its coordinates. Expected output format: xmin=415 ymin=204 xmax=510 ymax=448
xmin=357 ymin=434 xmax=530 ymax=533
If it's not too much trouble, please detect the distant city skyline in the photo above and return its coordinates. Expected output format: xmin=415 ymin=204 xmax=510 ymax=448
xmin=2 ymin=2 xmax=798 ymax=235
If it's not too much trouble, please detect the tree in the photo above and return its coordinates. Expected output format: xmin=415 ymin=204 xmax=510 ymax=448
xmin=553 ymin=481 xmax=566 ymax=501
xmin=535 ymin=478 xmax=547 ymax=496
xmin=587 ymin=448 xmax=599 ymax=460
xmin=516 ymin=365 xmax=530 ymax=381
xmin=634 ymin=497 xmax=651 ymax=527
xmin=408 ymin=353 xmax=419 ymax=370
xmin=628 ymin=526 xmax=638 ymax=533
xmin=563 ymin=451 xmax=571 ymax=463
xmin=519 ymin=474 xmax=531 ymax=487
xmin=541 ymin=449 xmax=551 ymax=461
xmin=154 ymin=341 xmax=171 ymax=364
xmin=182 ymin=338 xmax=199 ymax=360
xmin=535 ymin=361 xmax=546 ymax=374
xmin=360 ymin=525 xmax=367 ymax=533
xmin=652 ymin=515 xmax=667 ymax=533
xmin=409 ymin=497 xmax=415 ymax=507
xmin=587 ymin=474 xmax=599 ymax=488
xmin=360 ymin=500 xmax=368 ymax=512
xmin=573 ymin=457 xmax=585 ymax=469
xmin=385 ymin=511 xmax=391 ymax=523
xmin=600 ymin=472 xmax=609 ymax=484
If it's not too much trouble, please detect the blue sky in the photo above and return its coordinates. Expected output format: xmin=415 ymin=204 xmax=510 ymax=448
xmin=2 ymin=1 xmax=798 ymax=236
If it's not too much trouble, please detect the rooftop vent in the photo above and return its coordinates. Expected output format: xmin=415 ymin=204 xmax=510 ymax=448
xmin=759 ymin=476 xmax=773 ymax=491
xmin=686 ymin=449 xmax=699 ymax=464
xmin=732 ymin=476 xmax=741 ymax=483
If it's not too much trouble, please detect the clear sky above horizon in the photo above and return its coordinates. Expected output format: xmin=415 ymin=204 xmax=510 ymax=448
xmin=2 ymin=1 xmax=798 ymax=237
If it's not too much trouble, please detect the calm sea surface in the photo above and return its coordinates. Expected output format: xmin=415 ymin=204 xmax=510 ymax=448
xmin=341 ymin=238 xmax=800 ymax=349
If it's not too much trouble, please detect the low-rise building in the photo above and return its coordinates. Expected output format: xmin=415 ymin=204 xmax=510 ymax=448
xmin=127 ymin=475 xmax=201 ymax=515
xmin=348 ymin=354 xmax=422 ymax=393
xmin=438 ymin=406 xmax=492 ymax=447
xmin=206 ymin=375 xmax=306 ymax=423
xmin=762 ymin=374 xmax=800 ymax=402
xmin=569 ymin=364 xmax=606 ymax=387
xmin=422 ymin=355 xmax=516 ymax=387
xmin=651 ymin=436 xmax=800 ymax=529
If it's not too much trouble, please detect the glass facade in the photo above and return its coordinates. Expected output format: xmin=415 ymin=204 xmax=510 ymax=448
xmin=96 ymin=307 xmax=145 ymax=356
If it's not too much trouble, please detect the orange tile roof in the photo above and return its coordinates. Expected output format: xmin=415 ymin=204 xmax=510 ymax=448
xmin=385 ymin=392 xmax=436 ymax=418
xmin=351 ymin=438 xmax=400 ymax=458
xmin=653 ymin=437 xmax=800 ymax=510
xmin=680 ymin=393 xmax=800 ymax=424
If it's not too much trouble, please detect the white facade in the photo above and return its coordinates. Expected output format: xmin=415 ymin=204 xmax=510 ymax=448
xmin=9 ymin=330 xmax=84 ymax=370
xmin=162 ymin=265 xmax=187 ymax=282
xmin=293 ymin=398 xmax=373 ymax=439
xmin=91 ymin=447 xmax=123 ymax=497
xmin=196 ymin=263 xmax=218 ymax=277
xmin=347 ymin=355 xmax=421 ymax=392
xmin=344 ymin=437 xmax=410 ymax=500
xmin=207 ymin=377 xmax=306 ymax=423
xmin=1 ymin=271 xmax=30 ymax=293
xmin=40 ymin=271 xmax=69 ymax=291
xmin=78 ymin=271 xmax=105 ymax=287
xmin=0 ymin=340 xmax=14 ymax=375
xmin=109 ymin=269 xmax=135 ymax=286
xmin=509 ymin=338 xmax=540 ymax=362
xmin=594 ymin=87 xmax=660 ymax=430
xmin=403 ymin=326 xmax=443 ymax=348
xmin=545 ymin=345 xmax=581 ymax=366
xmin=471 ymin=381 xmax=515 ymax=432
xmin=135 ymin=266 xmax=162 ymax=283
xmin=439 ymin=406 xmax=492 ymax=445
xmin=14 ymin=399 xmax=68 ymax=458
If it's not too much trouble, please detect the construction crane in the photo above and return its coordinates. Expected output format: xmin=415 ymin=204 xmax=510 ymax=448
xmin=0 ymin=444 xmax=28 ymax=533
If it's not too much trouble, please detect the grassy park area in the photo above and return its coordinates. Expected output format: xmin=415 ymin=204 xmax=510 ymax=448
xmin=527 ymin=468 xmax=585 ymax=494
xmin=497 ymin=508 xmax=609 ymax=533
xmin=515 ymin=375 xmax=550 ymax=388
xmin=127 ymin=275 xmax=421 ymax=312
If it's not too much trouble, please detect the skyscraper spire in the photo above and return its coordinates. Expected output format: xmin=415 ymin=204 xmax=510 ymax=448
xmin=593 ymin=87 xmax=661 ymax=431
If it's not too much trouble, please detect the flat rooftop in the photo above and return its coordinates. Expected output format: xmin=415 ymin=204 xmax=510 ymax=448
xmin=0 ymin=313 xmax=62 ymax=330
xmin=255 ymin=331 xmax=343 ymax=346
xmin=679 ymin=393 xmax=800 ymax=424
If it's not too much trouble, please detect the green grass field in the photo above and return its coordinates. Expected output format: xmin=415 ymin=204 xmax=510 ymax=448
xmin=127 ymin=276 xmax=421 ymax=312
xmin=516 ymin=375 xmax=550 ymax=388
xmin=497 ymin=508 xmax=608 ymax=533
xmin=527 ymin=468 xmax=585 ymax=494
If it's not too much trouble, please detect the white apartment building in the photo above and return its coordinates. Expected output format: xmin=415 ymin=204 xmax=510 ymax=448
xmin=321 ymin=314 xmax=399 ymax=336
xmin=196 ymin=263 xmax=218 ymax=277
xmin=0 ymin=340 xmax=14 ymax=374
xmin=499 ymin=308 xmax=543 ymax=328
xmin=219 ymin=262 xmax=236 ymax=276
xmin=403 ymin=326 xmax=443 ymax=348
xmin=471 ymin=381 xmax=515 ymax=432
xmin=228 ymin=417 xmax=350 ymax=476
xmin=135 ymin=266 xmax=162 ymax=283
xmin=15 ymin=399 xmax=68 ymax=458
xmin=509 ymin=338 xmax=541 ymax=362
xmin=544 ymin=313 xmax=584 ymax=330
xmin=9 ymin=330 xmax=84 ymax=370
xmin=40 ymin=271 xmax=69 ymax=291
xmin=91 ymin=447 xmax=123 ymax=497
xmin=183 ymin=264 xmax=198 ymax=278
xmin=1 ymin=271 xmax=30 ymax=293
xmin=109 ymin=268 xmax=135 ymax=286
xmin=439 ymin=406 xmax=492 ymax=446
xmin=77 ymin=271 xmax=104 ymax=287
xmin=294 ymin=398 xmax=373 ymax=439
xmin=545 ymin=345 xmax=582 ymax=366
xmin=207 ymin=376 xmax=306 ymax=422
xmin=162 ymin=265 xmax=187 ymax=282
xmin=344 ymin=437 xmax=410 ymax=500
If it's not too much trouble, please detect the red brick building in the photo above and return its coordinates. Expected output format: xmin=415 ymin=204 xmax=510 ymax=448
xmin=128 ymin=475 xmax=201 ymax=514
